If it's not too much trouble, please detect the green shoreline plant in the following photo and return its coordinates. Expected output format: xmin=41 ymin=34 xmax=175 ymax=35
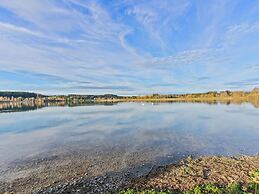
xmin=250 ymin=169 xmax=259 ymax=194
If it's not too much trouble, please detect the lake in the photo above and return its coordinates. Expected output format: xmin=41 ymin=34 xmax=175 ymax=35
xmin=0 ymin=102 xmax=259 ymax=183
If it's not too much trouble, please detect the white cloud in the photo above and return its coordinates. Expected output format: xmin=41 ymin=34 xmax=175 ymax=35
xmin=224 ymin=22 xmax=259 ymax=45
xmin=0 ymin=22 xmax=41 ymax=36
xmin=135 ymin=48 xmax=226 ymax=70
xmin=125 ymin=0 xmax=190 ymax=53
xmin=227 ymin=22 xmax=259 ymax=35
xmin=0 ymin=1 xmax=259 ymax=94
xmin=0 ymin=1 xmax=140 ymax=91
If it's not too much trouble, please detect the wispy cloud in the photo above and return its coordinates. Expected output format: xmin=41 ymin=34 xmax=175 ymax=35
xmin=0 ymin=22 xmax=41 ymax=36
xmin=0 ymin=0 xmax=259 ymax=94
xmin=225 ymin=78 xmax=259 ymax=87
xmin=125 ymin=0 xmax=190 ymax=54
xmin=138 ymin=48 xmax=226 ymax=68
xmin=224 ymin=22 xmax=259 ymax=46
xmin=227 ymin=22 xmax=259 ymax=37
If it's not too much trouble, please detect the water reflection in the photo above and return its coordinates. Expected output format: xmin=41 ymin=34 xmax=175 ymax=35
xmin=1 ymin=98 xmax=259 ymax=114
xmin=0 ymin=102 xmax=41 ymax=113
xmin=0 ymin=102 xmax=259 ymax=181
xmin=0 ymin=101 xmax=118 ymax=113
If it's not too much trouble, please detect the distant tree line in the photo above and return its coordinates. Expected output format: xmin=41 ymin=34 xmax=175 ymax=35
xmin=0 ymin=91 xmax=45 ymax=98
xmin=0 ymin=88 xmax=258 ymax=101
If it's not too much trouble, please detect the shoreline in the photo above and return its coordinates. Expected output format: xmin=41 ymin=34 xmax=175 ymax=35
xmin=95 ymin=97 xmax=257 ymax=102
xmin=2 ymin=155 xmax=258 ymax=194
xmin=1 ymin=97 xmax=259 ymax=114
xmin=1 ymin=88 xmax=259 ymax=109
xmin=132 ymin=155 xmax=259 ymax=193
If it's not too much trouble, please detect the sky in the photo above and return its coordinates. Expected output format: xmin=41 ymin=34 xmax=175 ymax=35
xmin=0 ymin=0 xmax=259 ymax=95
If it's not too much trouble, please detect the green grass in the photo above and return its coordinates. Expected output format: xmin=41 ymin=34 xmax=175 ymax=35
xmin=119 ymin=189 xmax=175 ymax=194
xmin=118 ymin=169 xmax=259 ymax=194
xmin=249 ymin=169 xmax=259 ymax=194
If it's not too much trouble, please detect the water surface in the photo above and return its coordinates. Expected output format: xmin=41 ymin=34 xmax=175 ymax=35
xmin=0 ymin=102 xmax=259 ymax=179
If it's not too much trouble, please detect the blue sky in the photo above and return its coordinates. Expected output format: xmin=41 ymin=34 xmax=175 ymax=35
xmin=0 ymin=0 xmax=259 ymax=95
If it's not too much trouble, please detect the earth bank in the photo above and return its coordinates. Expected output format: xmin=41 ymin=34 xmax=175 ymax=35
xmin=2 ymin=155 xmax=258 ymax=194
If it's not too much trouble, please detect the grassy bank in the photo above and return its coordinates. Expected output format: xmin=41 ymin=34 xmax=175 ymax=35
xmin=120 ymin=156 xmax=259 ymax=194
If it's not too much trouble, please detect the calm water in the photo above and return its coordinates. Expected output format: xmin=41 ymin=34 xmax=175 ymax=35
xmin=0 ymin=102 xmax=259 ymax=173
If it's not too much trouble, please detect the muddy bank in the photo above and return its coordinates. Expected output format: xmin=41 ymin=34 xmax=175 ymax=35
xmin=133 ymin=155 xmax=259 ymax=192
xmin=35 ymin=155 xmax=259 ymax=193
xmin=2 ymin=155 xmax=258 ymax=194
